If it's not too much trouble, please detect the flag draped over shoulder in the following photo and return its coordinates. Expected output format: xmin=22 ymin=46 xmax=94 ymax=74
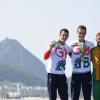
xmin=91 ymin=46 xmax=100 ymax=80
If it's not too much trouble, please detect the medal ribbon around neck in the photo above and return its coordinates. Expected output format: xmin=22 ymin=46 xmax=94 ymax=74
xmin=79 ymin=40 xmax=85 ymax=62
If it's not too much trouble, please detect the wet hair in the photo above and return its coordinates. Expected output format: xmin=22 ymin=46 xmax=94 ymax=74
xmin=96 ymin=32 xmax=100 ymax=37
xmin=60 ymin=28 xmax=69 ymax=34
xmin=77 ymin=25 xmax=87 ymax=32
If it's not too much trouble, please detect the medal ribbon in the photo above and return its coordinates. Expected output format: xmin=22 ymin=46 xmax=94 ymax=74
xmin=79 ymin=40 xmax=85 ymax=61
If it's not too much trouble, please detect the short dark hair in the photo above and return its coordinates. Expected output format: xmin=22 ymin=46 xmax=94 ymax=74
xmin=60 ymin=28 xmax=69 ymax=34
xmin=77 ymin=25 xmax=87 ymax=31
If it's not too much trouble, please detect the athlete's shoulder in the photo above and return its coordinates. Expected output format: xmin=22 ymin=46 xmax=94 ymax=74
xmin=91 ymin=46 xmax=98 ymax=51
xmin=64 ymin=43 xmax=71 ymax=53
xmin=65 ymin=43 xmax=70 ymax=48
xmin=68 ymin=40 xmax=78 ymax=46
xmin=85 ymin=40 xmax=93 ymax=43
xmin=85 ymin=40 xmax=94 ymax=48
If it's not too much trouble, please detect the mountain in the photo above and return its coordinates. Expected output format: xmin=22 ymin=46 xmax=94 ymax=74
xmin=0 ymin=38 xmax=47 ymax=86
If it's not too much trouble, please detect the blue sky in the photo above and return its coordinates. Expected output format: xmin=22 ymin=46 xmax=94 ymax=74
xmin=0 ymin=0 xmax=100 ymax=76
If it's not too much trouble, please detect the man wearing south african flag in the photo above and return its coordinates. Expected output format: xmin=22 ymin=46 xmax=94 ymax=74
xmin=91 ymin=32 xmax=100 ymax=100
